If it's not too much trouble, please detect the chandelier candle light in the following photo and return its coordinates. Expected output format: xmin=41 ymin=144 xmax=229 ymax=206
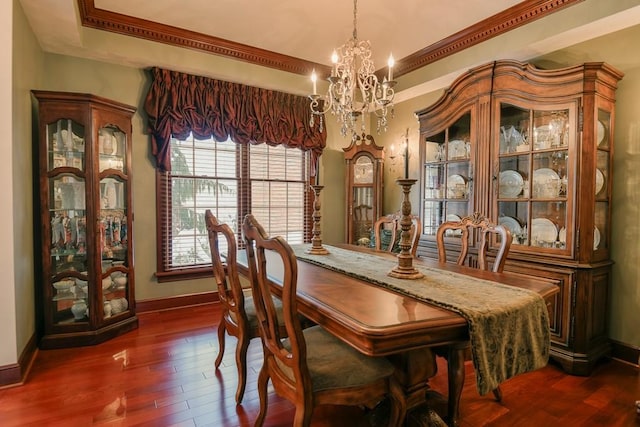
xmin=309 ymin=0 xmax=396 ymax=140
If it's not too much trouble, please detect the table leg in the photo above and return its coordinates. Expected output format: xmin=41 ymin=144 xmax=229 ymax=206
xmin=388 ymin=347 xmax=438 ymax=411
xmin=446 ymin=344 xmax=466 ymax=427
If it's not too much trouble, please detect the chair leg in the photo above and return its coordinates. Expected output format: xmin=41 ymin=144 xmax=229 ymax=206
xmin=214 ymin=318 xmax=226 ymax=369
xmin=293 ymin=397 xmax=314 ymax=427
xmin=234 ymin=333 xmax=250 ymax=404
xmin=492 ymin=386 xmax=502 ymax=402
xmin=255 ymin=365 xmax=270 ymax=427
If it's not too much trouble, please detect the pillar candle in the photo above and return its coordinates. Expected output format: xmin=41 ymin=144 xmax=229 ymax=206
xmin=404 ymin=143 xmax=409 ymax=179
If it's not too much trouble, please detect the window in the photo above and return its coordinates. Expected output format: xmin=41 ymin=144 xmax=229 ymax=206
xmin=156 ymin=134 xmax=311 ymax=281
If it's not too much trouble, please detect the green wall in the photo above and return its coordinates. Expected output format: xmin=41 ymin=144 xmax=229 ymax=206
xmin=6 ymin=0 xmax=43 ymax=367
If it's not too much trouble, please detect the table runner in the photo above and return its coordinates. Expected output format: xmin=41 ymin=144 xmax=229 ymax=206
xmin=291 ymin=244 xmax=550 ymax=395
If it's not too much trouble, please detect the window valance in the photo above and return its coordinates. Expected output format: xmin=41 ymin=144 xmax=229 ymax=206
xmin=144 ymin=67 xmax=326 ymax=171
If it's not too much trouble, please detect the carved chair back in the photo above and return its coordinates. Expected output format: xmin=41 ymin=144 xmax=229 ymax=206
xmin=374 ymin=212 xmax=422 ymax=256
xmin=436 ymin=212 xmax=512 ymax=273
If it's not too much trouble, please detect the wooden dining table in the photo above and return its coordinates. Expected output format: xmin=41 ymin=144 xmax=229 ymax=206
xmin=236 ymin=243 xmax=558 ymax=426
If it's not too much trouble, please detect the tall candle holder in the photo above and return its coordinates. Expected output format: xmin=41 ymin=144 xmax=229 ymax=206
xmin=306 ymin=185 xmax=329 ymax=255
xmin=388 ymin=178 xmax=423 ymax=279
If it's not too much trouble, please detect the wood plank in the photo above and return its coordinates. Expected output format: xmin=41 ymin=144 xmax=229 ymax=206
xmin=0 ymin=303 xmax=637 ymax=426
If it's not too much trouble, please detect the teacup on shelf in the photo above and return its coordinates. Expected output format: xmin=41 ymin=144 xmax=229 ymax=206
xmin=53 ymin=279 xmax=75 ymax=293
xmin=102 ymin=277 xmax=113 ymax=291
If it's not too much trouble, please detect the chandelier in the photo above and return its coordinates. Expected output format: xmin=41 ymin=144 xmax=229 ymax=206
xmin=309 ymin=0 xmax=396 ymax=140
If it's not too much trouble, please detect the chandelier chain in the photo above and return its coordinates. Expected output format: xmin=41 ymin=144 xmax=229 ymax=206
xmin=352 ymin=0 xmax=358 ymax=40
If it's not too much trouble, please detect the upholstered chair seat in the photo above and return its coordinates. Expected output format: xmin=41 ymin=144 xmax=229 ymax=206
xmin=279 ymin=325 xmax=395 ymax=391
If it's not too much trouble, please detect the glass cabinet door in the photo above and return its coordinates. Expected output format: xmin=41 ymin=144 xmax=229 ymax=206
xmin=496 ymin=103 xmax=573 ymax=254
xmin=422 ymin=112 xmax=472 ymax=236
xmin=47 ymin=119 xmax=88 ymax=324
xmin=594 ymin=109 xmax=611 ymax=253
xmin=98 ymin=125 xmax=130 ymax=319
xmin=351 ymin=155 xmax=374 ymax=245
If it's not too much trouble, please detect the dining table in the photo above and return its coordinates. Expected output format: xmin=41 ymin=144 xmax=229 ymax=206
xmin=236 ymin=243 xmax=559 ymax=427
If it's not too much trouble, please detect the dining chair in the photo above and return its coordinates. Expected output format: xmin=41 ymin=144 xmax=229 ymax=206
xmin=205 ymin=210 xmax=286 ymax=405
xmin=435 ymin=212 xmax=513 ymax=404
xmin=436 ymin=212 xmax=512 ymax=273
xmin=242 ymin=214 xmax=406 ymax=427
xmin=374 ymin=212 xmax=421 ymax=256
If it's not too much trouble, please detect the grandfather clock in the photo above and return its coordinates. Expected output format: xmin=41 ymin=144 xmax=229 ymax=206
xmin=343 ymin=133 xmax=384 ymax=246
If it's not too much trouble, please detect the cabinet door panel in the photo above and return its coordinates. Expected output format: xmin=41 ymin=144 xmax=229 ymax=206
xmin=496 ymin=102 xmax=575 ymax=258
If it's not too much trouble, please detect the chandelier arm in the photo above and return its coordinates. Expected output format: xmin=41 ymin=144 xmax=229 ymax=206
xmin=309 ymin=95 xmax=333 ymax=116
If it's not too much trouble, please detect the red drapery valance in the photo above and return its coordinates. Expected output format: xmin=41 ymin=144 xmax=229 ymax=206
xmin=144 ymin=67 xmax=326 ymax=171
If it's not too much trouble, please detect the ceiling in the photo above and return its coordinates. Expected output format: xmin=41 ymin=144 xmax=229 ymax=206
xmin=17 ymin=0 xmax=640 ymax=98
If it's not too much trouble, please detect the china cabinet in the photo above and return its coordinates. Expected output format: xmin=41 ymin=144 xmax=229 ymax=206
xmin=343 ymin=133 xmax=384 ymax=246
xmin=415 ymin=60 xmax=623 ymax=375
xmin=33 ymin=90 xmax=138 ymax=349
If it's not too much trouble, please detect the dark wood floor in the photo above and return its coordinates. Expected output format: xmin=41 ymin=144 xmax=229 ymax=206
xmin=1 ymin=303 xmax=638 ymax=426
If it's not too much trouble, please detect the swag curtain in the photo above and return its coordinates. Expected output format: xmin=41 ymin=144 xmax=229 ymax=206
xmin=144 ymin=67 xmax=326 ymax=172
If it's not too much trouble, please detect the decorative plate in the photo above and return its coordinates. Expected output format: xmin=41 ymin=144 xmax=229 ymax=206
xmin=595 ymin=168 xmax=605 ymax=195
xmin=499 ymin=170 xmax=524 ymax=198
xmin=558 ymin=227 xmax=566 ymax=244
xmin=533 ymin=168 xmax=560 ymax=198
xmin=446 ymin=174 xmax=467 ymax=199
xmin=597 ymin=120 xmax=606 ymax=146
xmin=498 ymin=216 xmax=522 ymax=236
xmin=444 ymin=214 xmax=462 ymax=237
xmin=531 ymin=218 xmax=558 ymax=244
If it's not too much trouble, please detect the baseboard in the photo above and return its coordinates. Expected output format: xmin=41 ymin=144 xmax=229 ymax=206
xmin=0 ymin=333 xmax=38 ymax=389
xmin=136 ymin=291 xmax=218 ymax=313
xmin=610 ymin=339 xmax=640 ymax=367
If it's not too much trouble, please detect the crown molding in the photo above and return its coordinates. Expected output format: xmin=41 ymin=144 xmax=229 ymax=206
xmin=77 ymin=0 xmax=331 ymax=77
xmin=395 ymin=0 xmax=585 ymax=77
xmin=78 ymin=0 xmax=583 ymax=79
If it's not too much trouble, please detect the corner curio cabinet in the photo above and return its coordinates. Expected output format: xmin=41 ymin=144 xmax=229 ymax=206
xmin=415 ymin=60 xmax=623 ymax=375
xmin=33 ymin=90 xmax=138 ymax=349
xmin=343 ymin=134 xmax=384 ymax=246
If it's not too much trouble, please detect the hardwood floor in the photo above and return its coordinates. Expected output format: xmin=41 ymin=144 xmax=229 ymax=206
xmin=1 ymin=303 xmax=638 ymax=426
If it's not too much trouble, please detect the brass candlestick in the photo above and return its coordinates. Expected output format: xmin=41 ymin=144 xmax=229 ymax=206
xmin=306 ymin=185 xmax=329 ymax=255
xmin=388 ymin=178 xmax=423 ymax=279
